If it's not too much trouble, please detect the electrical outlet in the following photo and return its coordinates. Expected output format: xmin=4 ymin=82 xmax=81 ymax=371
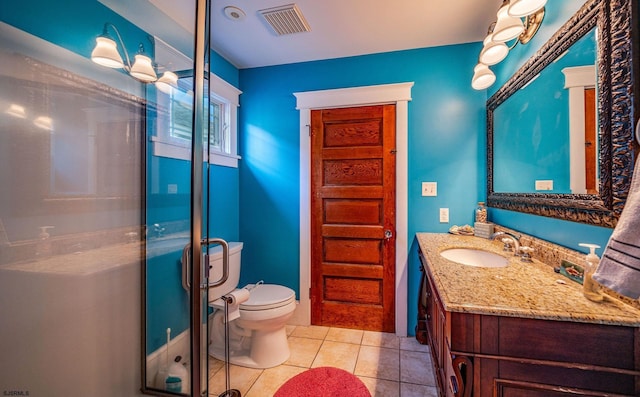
xmin=422 ymin=182 xmax=437 ymax=196
xmin=167 ymin=184 xmax=178 ymax=194
xmin=439 ymin=208 xmax=449 ymax=223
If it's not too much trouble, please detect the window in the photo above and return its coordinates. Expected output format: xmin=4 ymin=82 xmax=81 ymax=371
xmin=153 ymin=73 xmax=242 ymax=168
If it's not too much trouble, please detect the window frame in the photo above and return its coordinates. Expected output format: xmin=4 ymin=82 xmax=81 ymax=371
xmin=152 ymin=72 xmax=241 ymax=168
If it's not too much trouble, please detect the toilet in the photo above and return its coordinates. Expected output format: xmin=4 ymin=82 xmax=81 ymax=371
xmin=206 ymin=242 xmax=296 ymax=369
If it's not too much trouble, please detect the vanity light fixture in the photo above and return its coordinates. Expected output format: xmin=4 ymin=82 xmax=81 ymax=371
xmin=91 ymin=23 xmax=178 ymax=93
xmin=508 ymin=0 xmax=547 ymax=17
xmin=471 ymin=0 xmax=545 ymax=90
xmin=472 ymin=63 xmax=496 ymax=90
xmin=492 ymin=2 xmax=525 ymax=42
xmin=479 ymin=30 xmax=509 ymax=65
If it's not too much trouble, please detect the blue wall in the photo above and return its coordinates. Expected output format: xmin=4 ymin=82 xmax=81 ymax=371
xmin=493 ymin=29 xmax=596 ymax=193
xmin=238 ymin=44 xmax=486 ymax=335
xmin=490 ymin=0 xmax=613 ymax=252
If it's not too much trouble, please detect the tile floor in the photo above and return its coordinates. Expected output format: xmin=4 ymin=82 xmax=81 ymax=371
xmin=208 ymin=325 xmax=438 ymax=397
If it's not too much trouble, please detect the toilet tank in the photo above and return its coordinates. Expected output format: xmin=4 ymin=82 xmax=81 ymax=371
xmin=207 ymin=241 xmax=243 ymax=301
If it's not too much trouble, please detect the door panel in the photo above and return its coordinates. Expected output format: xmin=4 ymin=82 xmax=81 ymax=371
xmin=311 ymin=104 xmax=396 ymax=332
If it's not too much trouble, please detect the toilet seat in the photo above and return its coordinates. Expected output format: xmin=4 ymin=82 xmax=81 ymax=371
xmin=210 ymin=284 xmax=295 ymax=311
xmin=240 ymin=284 xmax=295 ymax=311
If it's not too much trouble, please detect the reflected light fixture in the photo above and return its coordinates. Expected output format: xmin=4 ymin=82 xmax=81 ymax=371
xmin=33 ymin=116 xmax=53 ymax=131
xmin=129 ymin=54 xmax=157 ymax=82
xmin=471 ymin=0 xmax=545 ymax=90
xmin=91 ymin=23 xmax=170 ymax=86
xmin=5 ymin=104 xmax=26 ymax=119
xmin=155 ymin=71 xmax=179 ymax=94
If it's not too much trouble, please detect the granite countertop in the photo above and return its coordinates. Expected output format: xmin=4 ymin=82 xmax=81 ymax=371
xmin=417 ymin=233 xmax=640 ymax=327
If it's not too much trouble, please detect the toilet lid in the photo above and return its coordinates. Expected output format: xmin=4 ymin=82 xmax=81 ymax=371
xmin=240 ymin=284 xmax=295 ymax=311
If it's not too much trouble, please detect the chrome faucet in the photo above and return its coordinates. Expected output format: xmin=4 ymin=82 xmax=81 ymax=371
xmin=490 ymin=231 xmax=521 ymax=256
xmin=147 ymin=223 xmax=166 ymax=238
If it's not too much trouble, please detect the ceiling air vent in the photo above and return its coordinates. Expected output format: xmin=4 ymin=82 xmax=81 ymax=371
xmin=259 ymin=4 xmax=311 ymax=36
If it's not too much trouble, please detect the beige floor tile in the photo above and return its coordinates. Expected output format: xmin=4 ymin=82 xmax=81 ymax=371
xmin=354 ymin=345 xmax=400 ymax=381
xmin=358 ymin=376 xmax=400 ymax=397
xmin=285 ymin=336 xmax=323 ymax=368
xmin=311 ymin=340 xmax=360 ymax=372
xmin=290 ymin=325 xmax=330 ymax=340
xmin=208 ymin=364 xmax=263 ymax=396
xmin=400 ymin=350 xmax=435 ymax=386
xmin=208 ymin=357 xmax=225 ymax=379
xmin=245 ymin=365 xmax=307 ymax=397
xmin=400 ymin=336 xmax=430 ymax=353
xmin=326 ymin=327 xmax=364 ymax=344
xmin=401 ymin=382 xmax=439 ymax=397
xmin=362 ymin=331 xmax=400 ymax=349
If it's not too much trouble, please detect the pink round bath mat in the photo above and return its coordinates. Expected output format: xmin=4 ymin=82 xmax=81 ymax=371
xmin=274 ymin=366 xmax=371 ymax=397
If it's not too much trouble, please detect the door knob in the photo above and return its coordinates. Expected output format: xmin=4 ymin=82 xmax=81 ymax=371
xmin=384 ymin=229 xmax=393 ymax=240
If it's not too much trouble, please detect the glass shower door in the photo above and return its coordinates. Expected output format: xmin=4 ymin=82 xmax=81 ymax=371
xmin=0 ymin=0 xmax=211 ymax=396
xmin=144 ymin=0 xmax=211 ymax=395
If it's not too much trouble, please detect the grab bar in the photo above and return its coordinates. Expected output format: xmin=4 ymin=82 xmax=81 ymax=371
xmin=181 ymin=238 xmax=230 ymax=292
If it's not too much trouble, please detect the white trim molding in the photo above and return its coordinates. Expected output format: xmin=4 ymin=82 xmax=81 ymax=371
xmin=292 ymin=82 xmax=413 ymax=336
xmin=562 ymin=65 xmax=596 ymax=194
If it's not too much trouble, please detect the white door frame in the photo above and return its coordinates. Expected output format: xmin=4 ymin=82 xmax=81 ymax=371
xmin=293 ymin=82 xmax=413 ymax=336
xmin=562 ymin=65 xmax=596 ymax=194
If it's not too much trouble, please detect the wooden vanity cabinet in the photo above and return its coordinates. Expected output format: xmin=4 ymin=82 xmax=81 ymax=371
xmin=418 ymin=251 xmax=470 ymax=397
xmin=417 ymin=250 xmax=640 ymax=397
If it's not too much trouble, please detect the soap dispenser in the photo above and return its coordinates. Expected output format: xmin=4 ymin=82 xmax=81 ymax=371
xmin=578 ymin=243 xmax=603 ymax=302
xmin=36 ymin=226 xmax=54 ymax=257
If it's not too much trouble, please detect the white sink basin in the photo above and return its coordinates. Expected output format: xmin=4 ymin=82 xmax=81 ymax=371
xmin=440 ymin=248 xmax=508 ymax=268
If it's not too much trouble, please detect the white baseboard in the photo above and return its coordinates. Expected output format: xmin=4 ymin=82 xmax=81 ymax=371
xmin=286 ymin=301 xmax=310 ymax=326
xmin=145 ymin=328 xmax=191 ymax=388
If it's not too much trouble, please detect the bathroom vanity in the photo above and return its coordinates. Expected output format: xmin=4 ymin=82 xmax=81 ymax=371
xmin=416 ymin=233 xmax=640 ymax=397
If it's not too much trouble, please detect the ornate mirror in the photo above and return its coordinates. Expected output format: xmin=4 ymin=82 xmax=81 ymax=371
xmin=487 ymin=0 xmax=638 ymax=227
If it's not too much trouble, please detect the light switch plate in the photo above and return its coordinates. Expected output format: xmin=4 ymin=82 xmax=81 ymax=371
xmin=535 ymin=180 xmax=553 ymax=191
xmin=439 ymin=208 xmax=449 ymax=223
xmin=422 ymin=182 xmax=437 ymax=196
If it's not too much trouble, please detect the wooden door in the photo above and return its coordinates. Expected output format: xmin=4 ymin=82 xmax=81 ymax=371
xmin=584 ymin=88 xmax=597 ymax=194
xmin=310 ymin=104 xmax=396 ymax=332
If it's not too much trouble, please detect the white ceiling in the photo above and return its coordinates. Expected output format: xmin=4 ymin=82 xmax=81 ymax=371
xmin=147 ymin=0 xmax=503 ymax=69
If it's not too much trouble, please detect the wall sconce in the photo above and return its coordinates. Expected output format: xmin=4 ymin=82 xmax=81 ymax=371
xmin=91 ymin=23 xmax=178 ymax=92
xmin=471 ymin=0 xmax=546 ymax=90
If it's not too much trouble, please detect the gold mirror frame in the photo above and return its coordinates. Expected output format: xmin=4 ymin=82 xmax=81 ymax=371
xmin=487 ymin=0 xmax=638 ymax=228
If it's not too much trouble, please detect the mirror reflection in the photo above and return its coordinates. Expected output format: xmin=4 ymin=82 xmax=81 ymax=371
xmin=493 ymin=28 xmax=597 ymax=194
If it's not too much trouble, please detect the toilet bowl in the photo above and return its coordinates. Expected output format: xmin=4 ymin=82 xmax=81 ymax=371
xmin=206 ymin=242 xmax=296 ymax=369
xmin=209 ymin=284 xmax=296 ymax=368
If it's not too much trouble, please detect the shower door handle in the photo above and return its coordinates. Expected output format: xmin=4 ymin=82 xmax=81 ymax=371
xmin=181 ymin=238 xmax=230 ymax=292
xmin=206 ymin=238 xmax=229 ymax=288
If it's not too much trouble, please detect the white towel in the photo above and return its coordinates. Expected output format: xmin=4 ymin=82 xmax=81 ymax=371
xmin=593 ymin=158 xmax=640 ymax=299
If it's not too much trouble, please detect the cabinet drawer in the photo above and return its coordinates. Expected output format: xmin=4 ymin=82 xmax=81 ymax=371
xmin=495 ymin=316 xmax=635 ymax=369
